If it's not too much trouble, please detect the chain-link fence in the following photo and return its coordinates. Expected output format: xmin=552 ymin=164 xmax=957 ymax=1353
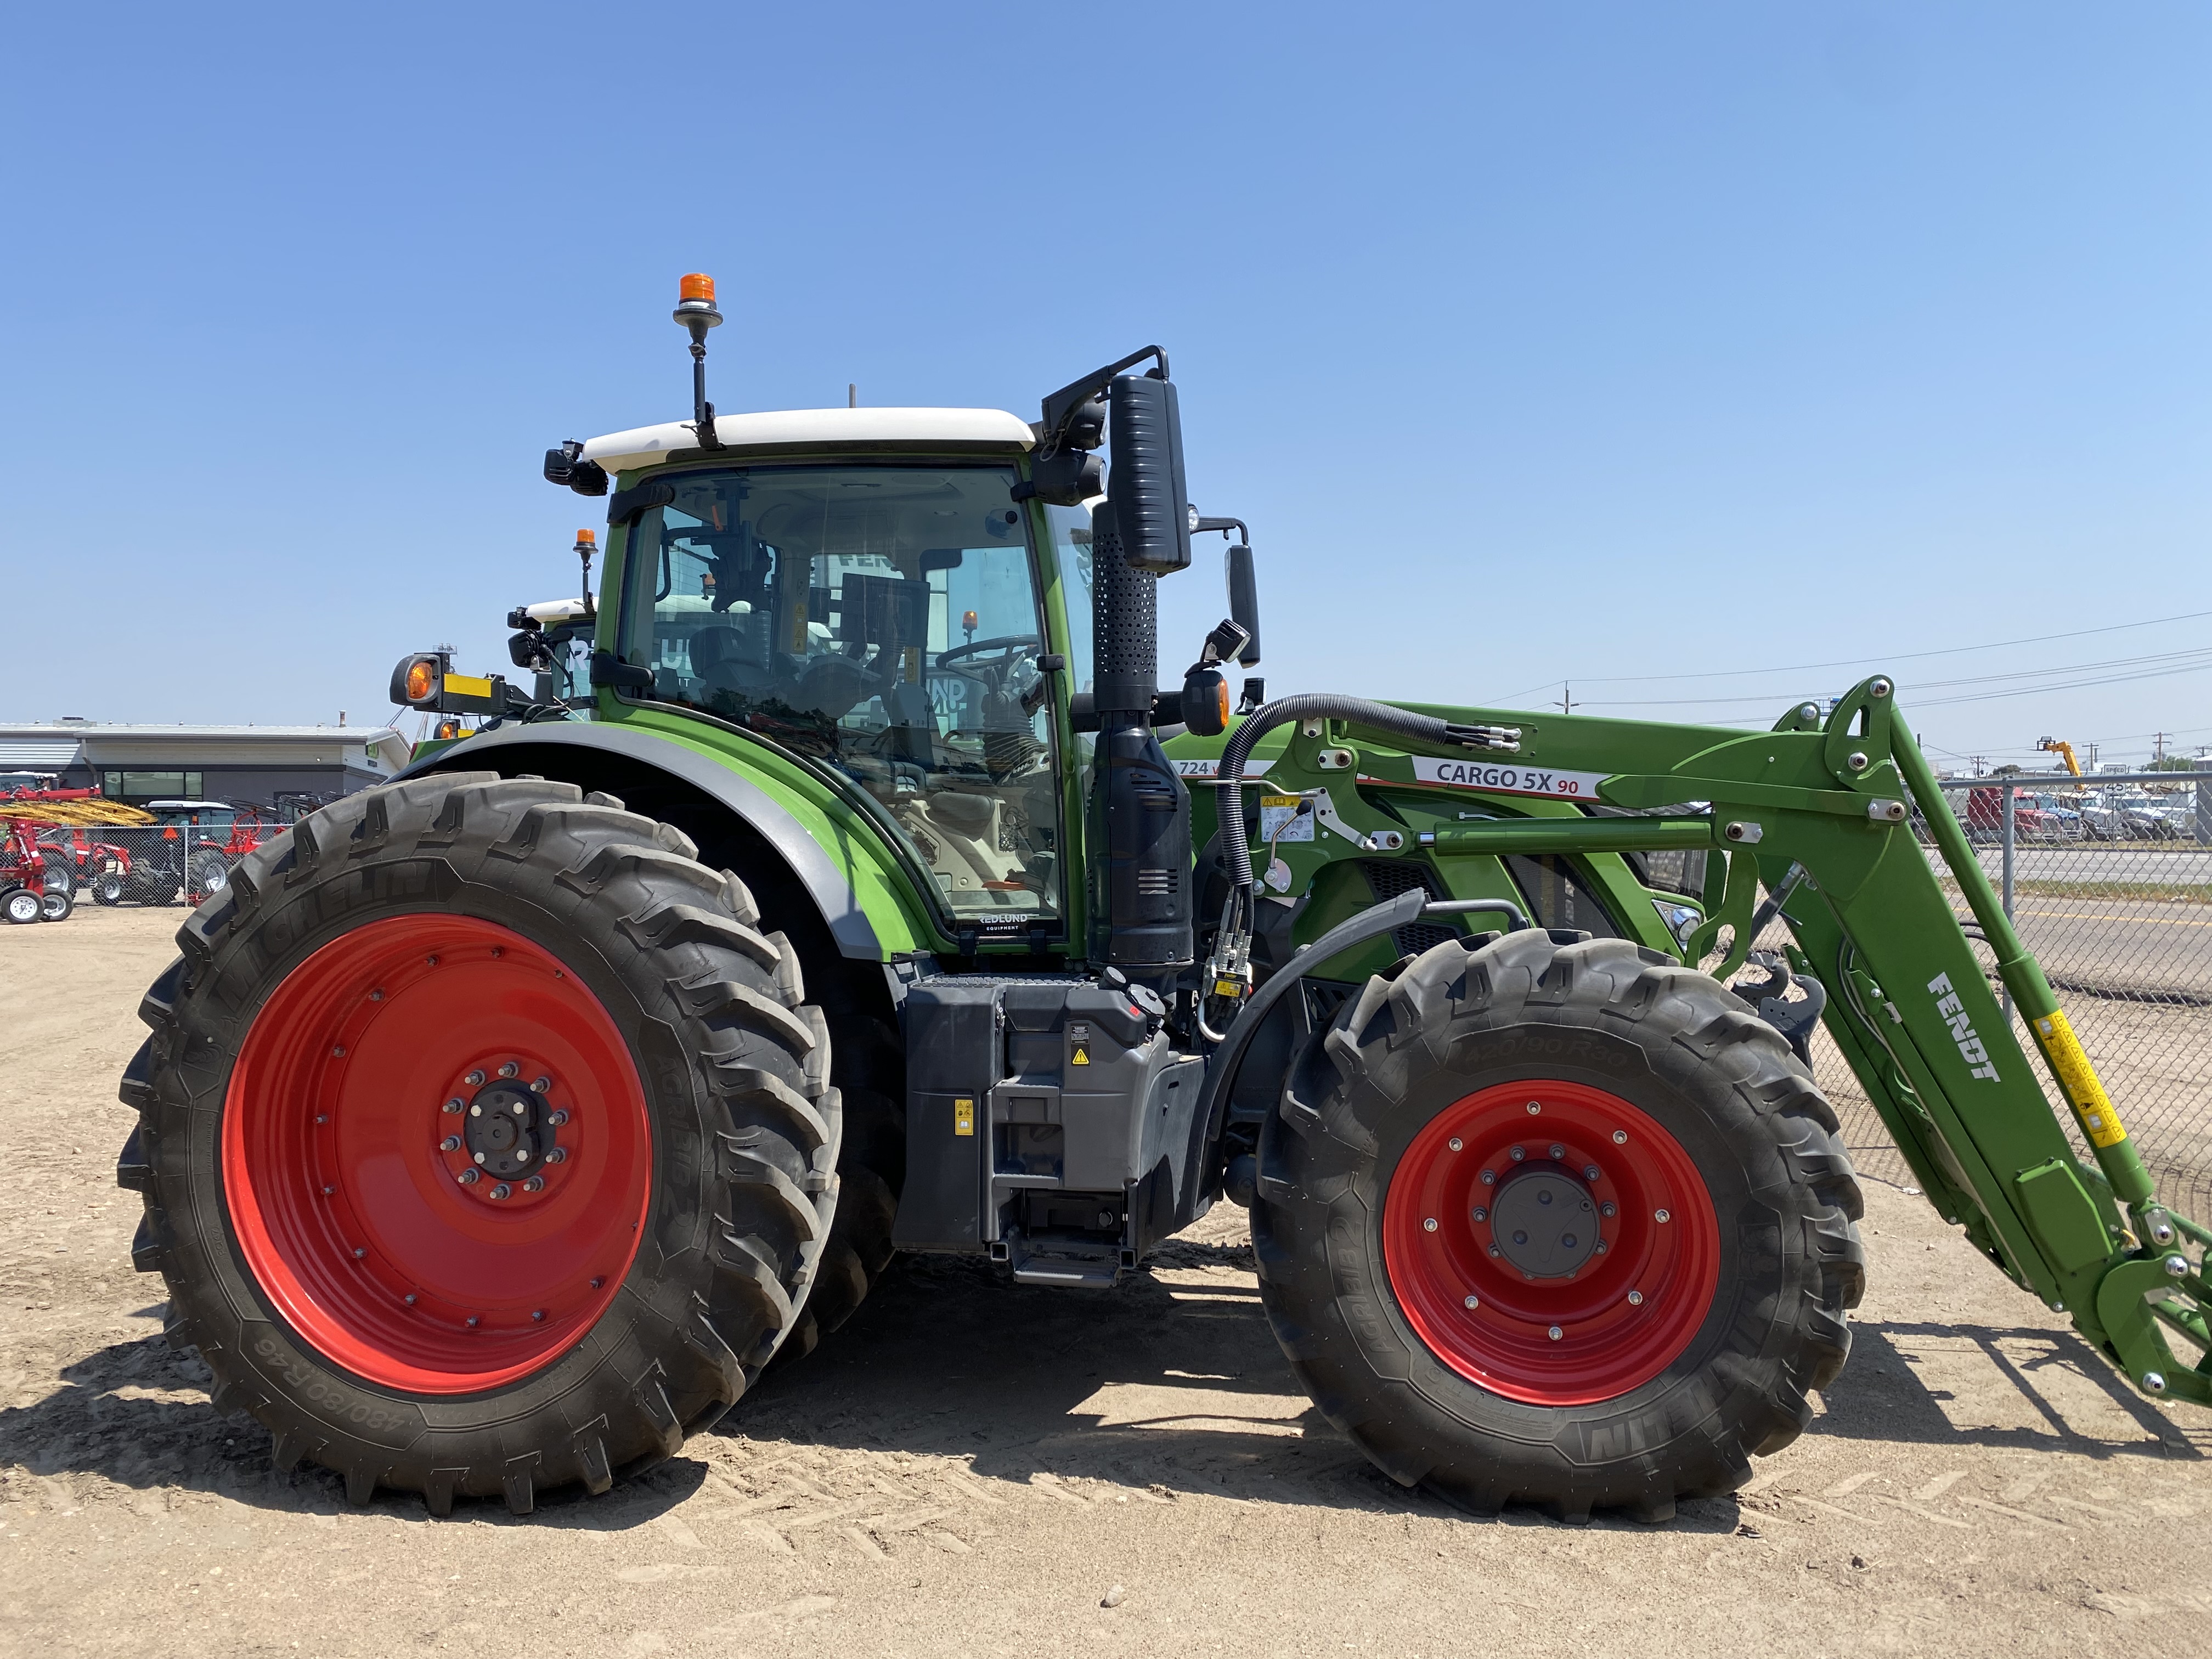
xmin=30 ymin=812 xmax=285 ymax=907
xmin=1808 ymin=769 xmax=2212 ymax=1221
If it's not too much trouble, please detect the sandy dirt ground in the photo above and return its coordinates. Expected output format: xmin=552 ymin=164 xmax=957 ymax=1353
xmin=2 ymin=905 xmax=2207 ymax=1659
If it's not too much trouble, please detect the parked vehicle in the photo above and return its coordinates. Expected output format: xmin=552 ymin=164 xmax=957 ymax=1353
xmin=0 ymin=822 xmax=74 ymax=922
xmin=1963 ymin=785 xmax=2076 ymax=842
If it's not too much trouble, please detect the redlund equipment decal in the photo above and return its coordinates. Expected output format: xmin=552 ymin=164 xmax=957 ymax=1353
xmin=1390 ymin=758 xmax=1613 ymax=800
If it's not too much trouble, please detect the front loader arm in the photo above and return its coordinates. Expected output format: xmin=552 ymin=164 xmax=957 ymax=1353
xmin=1221 ymin=676 xmax=2207 ymax=1406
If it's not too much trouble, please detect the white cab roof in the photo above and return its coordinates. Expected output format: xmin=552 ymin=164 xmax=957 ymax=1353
xmin=580 ymin=407 xmax=1035 ymax=474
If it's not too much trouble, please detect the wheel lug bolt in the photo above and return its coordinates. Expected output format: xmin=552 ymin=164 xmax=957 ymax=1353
xmin=1463 ymin=1295 xmax=1479 ymax=1310
xmin=1422 ymin=1217 xmax=1438 ymax=1232
xmin=531 ymin=1310 xmax=546 ymax=1322
xmin=1509 ymin=1146 xmax=1526 ymax=1163
xmin=330 ymin=1045 xmax=346 ymax=1058
xmin=491 ymin=1184 xmax=511 ymax=1200
xmin=458 ymin=1169 xmax=479 ymax=1185
xmin=531 ymin=1076 xmax=551 ymax=1094
xmin=1447 ymin=1137 xmax=1462 ymax=1152
xmin=465 ymin=1070 xmax=486 ymax=1086
xmin=404 ymin=1293 xmax=417 ymax=1305
xmin=523 ymin=1176 xmax=545 ymax=1192
xmin=470 ymin=1104 xmax=482 ymax=1118
xmin=1548 ymin=1144 xmax=1564 ymax=1160
xmin=498 ymin=1062 xmax=520 ymax=1079
xmin=315 ymin=1114 xmax=329 ymax=1125
xmin=441 ymin=1136 xmax=461 ymax=1152
xmin=1479 ymin=1170 xmax=1497 ymax=1187
xmin=1595 ymin=1240 xmax=1608 ymax=1254
xmin=1612 ymin=1130 xmax=1627 ymax=1145
xmin=466 ymin=1314 xmax=479 ymax=1327
xmin=1525 ymin=1101 xmax=1541 ymax=1114
xmin=1628 ymin=1290 xmax=1645 ymax=1306
xmin=549 ymin=1109 xmax=569 ymax=1126
xmin=546 ymin=1148 xmax=567 ymax=1164
xmin=1471 ymin=1207 xmax=1488 ymax=1223
xmin=1655 ymin=1209 xmax=1671 ymax=1223
xmin=1547 ymin=1325 xmax=1562 ymax=1341
xmin=352 ymin=1247 xmax=366 ymax=1259
xmin=443 ymin=1098 xmax=464 ymax=1114
xmin=590 ymin=1276 xmax=605 ymax=1289
xmin=474 ymin=1152 xmax=487 ymax=1165
xmin=512 ymin=1102 xmax=527 ymax=1116
xmin=1583 ymin=1165 xmax=1601 ymax=1182
xmin=1487 ymin=1244 xmax=1502 ymax=1258
xmin=320 ymin=1185 xmax=336 ymax=1196
xmin=1600 ymin=1201 xmax=1617 ymax=1217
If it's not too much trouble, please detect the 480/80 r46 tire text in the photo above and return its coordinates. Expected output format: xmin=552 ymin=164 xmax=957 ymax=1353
xmin=1253 ymin=929 xmax=1865 ymax=1523
xmin=114 ymin=771 xmax=841 ymax=1515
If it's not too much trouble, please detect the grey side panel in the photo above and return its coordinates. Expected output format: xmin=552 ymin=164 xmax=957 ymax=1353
xmin=396 ymin=722 xmax=883 ymax=960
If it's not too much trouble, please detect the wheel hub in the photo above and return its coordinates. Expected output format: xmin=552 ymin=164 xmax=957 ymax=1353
xmin=447 ymin=1071 xmax=570 ymax=1198
xmin=1487 ymin=1167 xmax=1598 ymax=1278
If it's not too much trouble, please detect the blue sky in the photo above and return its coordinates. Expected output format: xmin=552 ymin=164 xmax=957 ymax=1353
xmin=3 ymin=3 xmax=2205 ymax=770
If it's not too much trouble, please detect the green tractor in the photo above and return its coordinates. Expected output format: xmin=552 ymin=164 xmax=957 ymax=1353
xmin=116 ymin=275 xmax=2207 ymax=1522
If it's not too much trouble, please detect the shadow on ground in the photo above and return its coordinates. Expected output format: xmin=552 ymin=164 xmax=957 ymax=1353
xmin=14 ymin=1248 xmax=2176 ymax=1531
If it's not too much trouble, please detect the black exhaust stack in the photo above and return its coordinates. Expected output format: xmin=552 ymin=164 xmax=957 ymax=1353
xmin=1033 ymin=351 xmax=1195 ymax=974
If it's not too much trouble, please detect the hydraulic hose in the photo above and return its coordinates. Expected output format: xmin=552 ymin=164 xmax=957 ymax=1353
xmin=1213 ymin=695 xmax=1518 ymax=892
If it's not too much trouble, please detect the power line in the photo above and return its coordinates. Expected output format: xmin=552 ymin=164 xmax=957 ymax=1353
xmin=1523 ymin=607 xmax=2212 ymax=690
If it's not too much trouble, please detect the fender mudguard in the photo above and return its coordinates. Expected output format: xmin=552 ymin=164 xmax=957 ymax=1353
xmin=396 ymin=720 xmax=883 ymax=961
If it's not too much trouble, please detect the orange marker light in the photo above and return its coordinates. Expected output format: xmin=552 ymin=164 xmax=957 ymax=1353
xmin=962 ymin=610 xmax=979 ymax=633
xmin=575 ymin=528 xmax=596 ymax=547
xmin=405 ymin=658 xmax=437 ymax=702
xmin=679 ymin=273 xmax=715 ymax=303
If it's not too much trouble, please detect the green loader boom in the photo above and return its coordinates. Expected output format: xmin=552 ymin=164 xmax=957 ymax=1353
xmin=1176 ymin=673 xmax=2208 ymax=1406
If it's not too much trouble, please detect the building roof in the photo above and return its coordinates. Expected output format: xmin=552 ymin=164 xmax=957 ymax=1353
xmin=0 ymin=724 xmax=410 ymax=774
xmin=580 ymin=407 xmax=1036 ymax=474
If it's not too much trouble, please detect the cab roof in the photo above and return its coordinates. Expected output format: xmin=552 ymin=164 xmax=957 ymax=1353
xmin=580 ymin=407 xmax=1036 ymax=474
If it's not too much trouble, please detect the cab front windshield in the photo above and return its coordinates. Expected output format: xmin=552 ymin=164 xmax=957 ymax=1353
xmin=619 ymin=464 xmax=1064 ymax=922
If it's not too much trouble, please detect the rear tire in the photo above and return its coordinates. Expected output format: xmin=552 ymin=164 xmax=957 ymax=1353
xmin=1253 ymin=930 xmax=1864 ymax=1523
xmin=92 ymin=870 xmax=126 ymax=905
xmin=189 ymin=849 xmax=230 ymax=898
xmin=3 ymin=886 xmax=41 ymax=925
xmin=39 ymin=885 xmax=74 ymax=922
xmin=116 ymin=772 xmax=842 ymax=1515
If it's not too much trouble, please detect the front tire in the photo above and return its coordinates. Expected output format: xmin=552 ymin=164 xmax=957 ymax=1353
xmin=1253 ymin=930 xmax=1864 ymax=1523
xmin=116 ymin=772 xmax=841 ymax=1515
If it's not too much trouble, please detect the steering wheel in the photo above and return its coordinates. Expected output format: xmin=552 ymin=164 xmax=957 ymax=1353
xmin=935 ymin=634 xmax=1042 ymax=696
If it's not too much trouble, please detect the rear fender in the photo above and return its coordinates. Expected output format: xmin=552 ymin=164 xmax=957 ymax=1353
xmin=396 ymin=721 xmax=910 ymax=962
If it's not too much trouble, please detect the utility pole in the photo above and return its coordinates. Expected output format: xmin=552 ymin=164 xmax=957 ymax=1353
xmin=2154 ymin=732 xmax=2169 ymax=763
xmin=1970 ymin=755 xmax=1987 ymax=777
xmin=1555 ymin=682 xmax=1573 ymax=715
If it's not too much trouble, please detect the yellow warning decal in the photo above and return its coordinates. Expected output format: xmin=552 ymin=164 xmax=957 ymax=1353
xmin=444 ymin=673 xmax=494 ymax=699
xmin=1071 ymin=1045 xmax=1091 ymax=1066
xmin=953 ymin=1098 xmax=975 ymax=1137
xmin=2033 ymin=1011 xmax=2129 ymax=1148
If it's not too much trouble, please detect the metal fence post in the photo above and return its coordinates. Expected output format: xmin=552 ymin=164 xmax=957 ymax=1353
xmin=2197 ymin=771 xmax=2210 ymax=846
xmin=2000 ymin=784 xmax=2015 ymax=919
xmin=2000 ymin=785 xmax=2016 ymax=1020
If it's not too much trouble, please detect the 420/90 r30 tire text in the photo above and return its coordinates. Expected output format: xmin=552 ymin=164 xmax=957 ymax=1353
xmin=1254 ymin=929 xmax=1865 ymax=1523
xmin=115 ymin=771 xmax=841 ymax=1515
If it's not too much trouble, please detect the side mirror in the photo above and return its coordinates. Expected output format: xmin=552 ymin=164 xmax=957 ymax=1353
xmin=1224 ymin=543 xmax=1261 ymax=665
xmin=1108 ymin=374 xmax=1192 ymax=575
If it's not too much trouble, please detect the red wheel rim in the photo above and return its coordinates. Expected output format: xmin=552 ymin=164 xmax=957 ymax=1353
xmin=222 ymin=916 xmax=651 ymax=1393
xmin=1381 ymin=1080 xmax=1720 ymax=1406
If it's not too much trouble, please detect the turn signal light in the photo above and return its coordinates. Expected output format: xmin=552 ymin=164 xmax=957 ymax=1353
xmin=679 ymin=273 xmax=715 ymax=303
xmin=404 ymin=658 xmax=437 ymax=702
